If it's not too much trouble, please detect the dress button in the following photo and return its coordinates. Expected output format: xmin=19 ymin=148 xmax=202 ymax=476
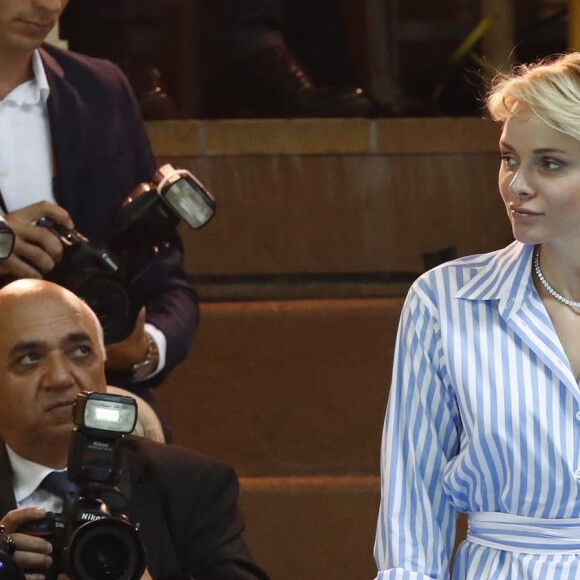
xmin=575 ymin=469 xmax=580 ymax=479
xmin=576 ymin=411 xmax=580 ymax=420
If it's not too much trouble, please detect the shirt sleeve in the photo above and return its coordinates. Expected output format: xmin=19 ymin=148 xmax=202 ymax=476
xmin=374 ymin=284 xmax=461 ymax=579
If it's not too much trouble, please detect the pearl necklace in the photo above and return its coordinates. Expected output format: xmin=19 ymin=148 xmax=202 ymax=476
xmin=533 ymin=245 xmax=580 ymax=312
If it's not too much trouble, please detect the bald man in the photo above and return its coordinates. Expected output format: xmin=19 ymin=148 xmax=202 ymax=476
xmin=0 ymin=280 xmax=268 ymax=579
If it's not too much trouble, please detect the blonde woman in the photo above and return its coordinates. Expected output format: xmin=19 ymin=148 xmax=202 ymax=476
xmin=375 ymin=52 xmax=580 ymax=579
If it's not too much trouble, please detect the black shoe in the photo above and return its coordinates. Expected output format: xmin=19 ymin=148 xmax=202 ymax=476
xmin=208 ymin=47 xmax=373 ymax=118
xmin=117 ymin=57 xmax=179 ymax=121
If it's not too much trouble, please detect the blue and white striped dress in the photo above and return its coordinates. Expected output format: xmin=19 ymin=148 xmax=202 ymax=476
xmin=374 ymin=241 xmax=580 ymax=579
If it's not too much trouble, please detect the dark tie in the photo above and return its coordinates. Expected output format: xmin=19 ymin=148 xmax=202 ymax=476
xmin=39 ymin=471 xmax=79 ymax=507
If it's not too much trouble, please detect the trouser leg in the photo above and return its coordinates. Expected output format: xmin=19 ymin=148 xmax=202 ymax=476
xmin=202 ymin=0 xmax=372 ymax=118
xmin=60 ymin=0 xmax=163 ymax=60
xmin=60 ymin=0 xmax=177 ymax=120
xmin=282 ymin=0 xmax=357 ymax=86
xmin=204 ymin=0 xmax=285 ymax=66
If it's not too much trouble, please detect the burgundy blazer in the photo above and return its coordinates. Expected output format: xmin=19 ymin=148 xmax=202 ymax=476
xmin=36 ymin=44 xmax=199 ymax=395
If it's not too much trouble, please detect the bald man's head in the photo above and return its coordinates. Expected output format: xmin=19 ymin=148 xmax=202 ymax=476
xmin=0 ymin=280 xmax=105 ymax=358
xmin=0 ymin=279 xmax=108 ymax=466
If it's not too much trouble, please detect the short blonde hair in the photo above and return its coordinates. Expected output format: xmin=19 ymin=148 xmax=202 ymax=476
xmin=486 ymin=52 xmax=580 ymax=141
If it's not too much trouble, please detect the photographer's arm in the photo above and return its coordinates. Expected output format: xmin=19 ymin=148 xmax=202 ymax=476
xmin=104 ymin=307 xmax=151 ymax=373
xmin=105 ymin=235 xmax=199 ymax=390
xmin=0 ymin=202 xmax=73 ymax=279
xmin=104 ymin=307 xmax=165 ymax=382
xmin=135 ymin=236 xmax=199 ymax=386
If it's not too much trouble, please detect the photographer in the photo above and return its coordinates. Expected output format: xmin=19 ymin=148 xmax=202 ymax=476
xmin=0 ymin=0 xmax=198 ymax=424
xmin=0 ymin=279 xmax=268 ymax=579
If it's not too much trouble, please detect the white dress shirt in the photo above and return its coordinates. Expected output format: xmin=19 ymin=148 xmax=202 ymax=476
xmin=0 ymin=50 xmax=54 ymax=212
xmin=6 ymin=445 xmax=66 ymax=513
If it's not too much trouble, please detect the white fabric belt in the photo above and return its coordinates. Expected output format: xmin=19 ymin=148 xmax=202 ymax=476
xmin=467 ymin=512 xmax=580 ymax=555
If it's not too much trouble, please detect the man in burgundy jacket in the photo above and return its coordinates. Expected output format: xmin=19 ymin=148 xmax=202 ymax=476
xmin=0 ymin=0 xmax=199 ymax=423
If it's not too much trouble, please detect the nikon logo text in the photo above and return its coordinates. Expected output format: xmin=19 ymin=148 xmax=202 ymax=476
xmin=81 ymin=513 xmax=105 ymax=522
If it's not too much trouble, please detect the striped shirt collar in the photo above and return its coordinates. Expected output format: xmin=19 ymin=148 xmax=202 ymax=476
xmin=455 ymin=240 xmax=535 ymax=319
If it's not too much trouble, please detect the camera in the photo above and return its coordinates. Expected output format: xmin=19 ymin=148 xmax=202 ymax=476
xmin=37 ymin=163 xmax=216 ymax=343
xmin=19 ymin=392 xmax=146 ymax=580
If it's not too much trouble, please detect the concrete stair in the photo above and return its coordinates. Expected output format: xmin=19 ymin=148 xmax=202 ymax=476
xmin=148 ymin=118 xmax=508 ymax=579
xmin=240 ymin=475 xmax=379 ymax=579
xmin=156 ymin=297 xmax=397 ymax=579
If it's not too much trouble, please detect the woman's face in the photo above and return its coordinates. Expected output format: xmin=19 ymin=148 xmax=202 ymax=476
xmin=499 ymin=109 xmax=580 ymax=248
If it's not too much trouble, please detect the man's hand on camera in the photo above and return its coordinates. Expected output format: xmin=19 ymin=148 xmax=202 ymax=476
xmin=0 ymin=201 xmax=74 ymax=279
xmin=105 ymin=307 xmax=151 ymax=373
xmin=0 ymin=507 xmax=53 ymax=574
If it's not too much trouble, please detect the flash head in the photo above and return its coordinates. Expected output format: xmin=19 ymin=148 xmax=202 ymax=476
xmin=73 ymin=391 xmax=137 ymax=435
xmin=154 ymin=164 xmax=216 ymax=229
xmin=110 ymin=163 xmax=215 ymax=251
xmin=0 ymin=217 xmax=15 ymax=261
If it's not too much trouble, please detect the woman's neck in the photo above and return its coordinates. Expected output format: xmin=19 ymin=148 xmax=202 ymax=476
xmin=535 ymin=243 xmax=580 ymax=303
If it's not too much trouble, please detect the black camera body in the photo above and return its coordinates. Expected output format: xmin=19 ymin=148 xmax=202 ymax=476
xmin=19 ymin=392 xmax=146 ymax=580
xmin=35 ymin=218 xmax=141 ymax=345
xmin=20 ymin=503 xmax=144 ymax=580
xmin=38 ymin=163 xmax=215 ymax=344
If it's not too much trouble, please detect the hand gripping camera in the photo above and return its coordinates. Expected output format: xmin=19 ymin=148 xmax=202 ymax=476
xmin=37 ymin=164 xmax=215 ymax=344
xmin=20 ymin=392 xmax=146 ymax=580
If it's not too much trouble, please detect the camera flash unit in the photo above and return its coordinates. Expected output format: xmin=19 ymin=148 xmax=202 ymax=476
xmin=73 ymin=391 xmax=137 ymax=435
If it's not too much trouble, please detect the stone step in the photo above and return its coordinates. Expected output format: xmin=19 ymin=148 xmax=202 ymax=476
xmin=157 ymin=297 xmax=404 ymax=477
xmin=146 ymin=119 xmax=480 ymax=579
xmin=239 ymin=475 xmax=469 ymax=580
xmin=239 ymin=475 xmax=380 ymax=580
xmin=146 ymin=117 xmax=511 ymax=302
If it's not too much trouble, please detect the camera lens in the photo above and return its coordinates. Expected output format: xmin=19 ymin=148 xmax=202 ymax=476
xmin=80 ymin=537 xmax=128 ymax=579
xmin=73 ymin=274 xmax=141 ymax=344
xmin=67 ymin=519 xmax=146 ymax=580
